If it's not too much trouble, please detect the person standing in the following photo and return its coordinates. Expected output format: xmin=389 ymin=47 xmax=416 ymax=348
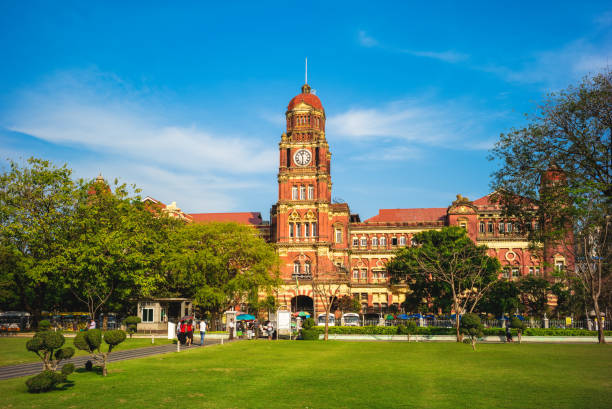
xmin=228 ymin=319 xmax=235 ymax=341
xmin=186 ymin=320 xmax=193 ymax=346
xmin=88 ymin=319 xmax=96 ymax=330
xmin=199 ymin=319 xmax=207 ymax=346
xmin=267 ymin=321 xmax=274 ymax=340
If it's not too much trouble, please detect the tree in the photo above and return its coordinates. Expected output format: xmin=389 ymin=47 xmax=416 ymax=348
xmin=397 ymin=320 xmax=418 ymax=342
xmin=337 ymin=295 xmax=361 ymax=314
xmin=124 ymin=316 xmax=141 ymax=338
xmin=58 ymin=177 xmax=173 ymax=322
xmin=0 ymin=158 xmax=76 ymax=323
xmin=25 ymin=327 xmax=75 ymax=393
xmin=460 ymin=313 xmax=484 ymax=351
xmin=311 ymin=272 xmax=346 ymax=341
xmin=73 ymin=329 xmax=126 ymax=376
xmin=402 ymin=274 xmax=453 ymax=314
xmin=518 ymin=277 xmax=550 ymax=317
xmin=164 ymin=222 xmax=279 ymax=329
xmin=387 ymin=227 xmax=500 ymax=341
xmin=490 ymin=71 xmax=611 ymax=343
xmin=478 ymin=279 xmax=520 ymax=318
xmin=510 ymin=317 xmax=527 ymax=344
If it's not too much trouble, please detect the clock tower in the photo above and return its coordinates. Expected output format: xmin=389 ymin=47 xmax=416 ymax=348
xmin=270 ymin=83 xmax=350 ymax=296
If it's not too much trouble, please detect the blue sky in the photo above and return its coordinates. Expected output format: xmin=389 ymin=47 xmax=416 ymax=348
xmin=1 ymin=1 xmax=610 ymax=219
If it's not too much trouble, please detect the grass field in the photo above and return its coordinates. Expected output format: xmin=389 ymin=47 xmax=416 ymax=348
xmin=0 ymin=336 xmax=173 ymax=367
xmin=0 ymin=341 xmax=611 ymax=409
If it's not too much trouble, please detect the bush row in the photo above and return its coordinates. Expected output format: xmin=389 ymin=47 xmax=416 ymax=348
xmin=308 ymin=326 xmax=611 ymax=337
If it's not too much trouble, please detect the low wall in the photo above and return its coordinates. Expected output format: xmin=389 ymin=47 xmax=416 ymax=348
xmin=320 ymin=334 xmax=612 ymax=343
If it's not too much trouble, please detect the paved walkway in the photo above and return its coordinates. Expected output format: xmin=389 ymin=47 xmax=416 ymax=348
xmin=0 ymin=339 xmax=224 ymax=380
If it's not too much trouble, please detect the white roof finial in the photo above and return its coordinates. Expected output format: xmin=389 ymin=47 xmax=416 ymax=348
xmin=305 ymin=57 xmax=308 ymax=84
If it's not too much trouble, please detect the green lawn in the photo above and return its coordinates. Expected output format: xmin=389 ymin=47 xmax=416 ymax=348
xmin=0 ymin=341 xmax=611 ymax=409
xmin=0 ymin=336 xmax=173 ymax=367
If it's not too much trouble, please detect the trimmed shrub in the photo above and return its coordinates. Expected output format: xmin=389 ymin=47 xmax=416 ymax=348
xmin=73 ymin=329 xmax=127 ymax=376
xmin=25 ymin=370 xmax=67 ymax=393
xmin=302 ymin=318 xmax=316 ymax=330
xmin=61 ymin=363 xmax=75 ymax=376
xmin=460 ymin=313 xmax=484 ymax=351
xmin=105 ymin=329 xmax=127 ymax=347
xmin=124 ymin=316 xmax=141 ymax=338
xmin=37 ymin=320 xmax=51 ymax=332
xmin=301 ymin=329 xmax=319 ymax=340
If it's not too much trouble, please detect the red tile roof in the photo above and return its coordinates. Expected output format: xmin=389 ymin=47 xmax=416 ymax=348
xmin=288 ymin=92 xmax=323 ymax=111
xmin=189 ymin=212 xmax=263 ymax=226
xmin=364 ymin=208 xmax=447 ymax=223
xmin=472 ymin=194 xmax=497 ymax=206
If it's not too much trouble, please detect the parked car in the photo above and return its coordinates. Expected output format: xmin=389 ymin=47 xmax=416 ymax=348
xmin=0 ymin=311 xmax=31 ymax=332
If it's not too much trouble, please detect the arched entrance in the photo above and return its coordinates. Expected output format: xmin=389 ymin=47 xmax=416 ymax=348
xmin=291 ymin=295 xmax=314 ymax=315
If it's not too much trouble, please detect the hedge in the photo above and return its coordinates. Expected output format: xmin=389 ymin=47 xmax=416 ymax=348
xmin=305 ymin=326 xmax=612 ymax=337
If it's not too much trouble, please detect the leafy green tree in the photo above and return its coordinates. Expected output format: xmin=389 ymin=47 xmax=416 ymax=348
xmin=164 ymin=222 xmax=279 ymax=329
xmin=74 ymin=329 xmax=126 ymax=376
xmin=26 ymin=330 xmax=75 ymax=371
xmin=387 ymin=227 xmax=500 ymax=341
xmin=460 ymin=313 xmax=484 ymax=351
xmin=0 ymin=158 xmax=76 ymax=323
xmin=397 ymin=320 xmax=418 ymax=342
xmin=58 ymin=177 xmax=174 ymax=321
xmin=478 ymin=280 xmax=520 ymax=318
xmin=402 ymin=274 xmax=453 ymax=314
xmin=490 ymin=71 xmax=611 ymax=343
xmin=518 ymin=277 xmax=550 ymax=317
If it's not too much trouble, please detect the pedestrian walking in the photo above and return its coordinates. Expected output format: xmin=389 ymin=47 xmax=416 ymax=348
xmin=505 ymin=326 xmax=513 ymax=343
xmin=267 ymin=321 xmax=274 ymax=340
xmin=186 ymin=320 xmax=193 ymax=346
xmin=199 ymin=319 xmax=207 ymax=346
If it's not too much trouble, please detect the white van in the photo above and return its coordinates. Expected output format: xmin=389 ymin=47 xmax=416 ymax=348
xmin=341 ymin=313 xmax=360 ymax=326
xmin=317 ymin=313 xmax=335 ymax=326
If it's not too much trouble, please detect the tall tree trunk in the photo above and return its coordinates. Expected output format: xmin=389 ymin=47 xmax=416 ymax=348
xmin=593 ymin=298 xmax=606 ymax=344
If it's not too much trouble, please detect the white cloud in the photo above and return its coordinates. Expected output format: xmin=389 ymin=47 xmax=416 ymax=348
xmin=358 ymin=30 xmax=378 ymax=47
xmin=354 ymin=145 xmax=422 ymax=161
xmin=327 ymin=97 xmax=501 ymax=150
xmin=358 ymin=30 xmax=469 ymax=64
xmin=477 ymin=39 xmax=612 ymax=89
xmin=1 ymin=69 xmax=278 ymax=212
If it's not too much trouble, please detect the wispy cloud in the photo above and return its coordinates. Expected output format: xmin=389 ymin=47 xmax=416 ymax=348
xmin=357 ymin=30 xmax=468 ymax=63
xmin=327 ymin=96 xmax=504 ymax=151
xmin=477 ymin=39 xmax=612 ymax=88
xmin=1 ymin=69 xmax=277 ymax=212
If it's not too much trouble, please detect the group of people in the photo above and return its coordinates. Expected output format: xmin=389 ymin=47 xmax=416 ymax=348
xmin=177 ymin=319 xmax=207 ymax=346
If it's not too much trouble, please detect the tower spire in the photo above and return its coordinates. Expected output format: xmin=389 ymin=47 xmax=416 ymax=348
xmin=305 ymin=57 xmax=308 ymax=84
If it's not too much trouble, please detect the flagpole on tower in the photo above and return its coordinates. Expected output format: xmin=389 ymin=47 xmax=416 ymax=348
xmin=305 ymin=57 xmax=308 ymax=84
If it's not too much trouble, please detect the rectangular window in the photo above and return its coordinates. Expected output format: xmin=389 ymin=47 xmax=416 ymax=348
xmin=372 ymin=271 xmax=378 ymax=279
xmin=499 ymin=222 xmax=504 ymax=233
xmin=289 ymin=223 xmax=294 ymax=238
xmin=335 ymin=229 xmax=342 ymax=243
xmin=360 ymin=237 xmax=367 ymax=247
xmin=142 ymin=308 xmax=154 ymax=323
xmin=372 ymin=237 xmax=378 ymax=246
xmin=555 ymin=261 xmax=565 ymax=272
xmin=502 ymin=267 xmax=510 ymax=278
xmin=295 ymin=223 xmax=300 ymax=237
xmin=512 ymin=267 xmax=519 ymax=278
xmin=294 ymin=262 xmax=300 ymax=274
xmin=488 ymin=222 xmax=493 ymax=233
xmin=304 ymin=222 xmax=309 ymax=237
xmin=399 ymin=236 xmax=406 ymax=246
xmin=380 ymin=237 xmax=386 ymax=246
xmin=360 ymin=293 xmax=368 ymax=301
xmin=360 ymin=270 xmax=367 ymax=279
xmin=312 ymin=223 xmax=317 ymax=237
xmin=391 ymin=237 xmax=398 ymax=246
xmin=506 ymin=223 xmax=512 ymax=233
xmin=308 ymin=185 xmax=314 ymax=200
xmin=535 ymin=266 xmax=541 ymax=276
xmin=460 ymin=222 xmax=467 ymax=230
xmin=352 ymin=237 xmax=359 ymax=247
xmin=299 ymin=186 xmax=306 ymax=200
xmin=292 ymin=186 xmax=298 ymax=200
xmin=352 ymin=270 xmax=359 ymax=279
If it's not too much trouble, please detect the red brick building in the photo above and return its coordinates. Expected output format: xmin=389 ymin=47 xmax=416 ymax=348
xmin=146 ymin=83 xmax=572 ymax=316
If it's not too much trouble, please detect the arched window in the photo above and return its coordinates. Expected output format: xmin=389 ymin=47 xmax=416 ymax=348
xmin=304 ymin=261 xmax=311 ymax=275
xmin=380 ymin=236 xmax=387 ymax=246
xmin=479 ymin=222 xmax=485 ymax=233
xmin=399 ymin=236 xmax=406 ymax=246
xmin=360 ymin=237 xmax=367 ymax=247
xmin=372 ymin=237 xmax=378 ymax=246
xmin=487 ymin=221 xmax=493 ymax=233
xmin=293 ymin=262 xmax=300 ymax=274
xmin=295 ymin=223 xmax=301 ymax=237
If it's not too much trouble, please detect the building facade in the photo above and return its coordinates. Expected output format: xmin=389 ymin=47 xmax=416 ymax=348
xmin=147 ymin=83 xmax=573 ymax=317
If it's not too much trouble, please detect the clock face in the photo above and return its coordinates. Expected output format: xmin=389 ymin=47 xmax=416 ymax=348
xmin=293 ymin=149 xmax=312 ymax=166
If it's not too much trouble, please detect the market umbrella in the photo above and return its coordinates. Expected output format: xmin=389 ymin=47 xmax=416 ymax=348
xmin=297 ymin=311 xmax=310 ymax=318
xmin=396 ymin=314 xmax=409 ymax=320
xmin=236 ymin=314 xmax=256 ymax=321
xmin=386 ymin=314 xmax=395 ymax=320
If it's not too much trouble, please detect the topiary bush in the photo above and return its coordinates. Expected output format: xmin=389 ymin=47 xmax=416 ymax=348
xmin=25 ymin=330 xmax=75 ymax=392
xmin=301 ymin=329 xmax=320 ymax=340
xmin=74 ymin=329 xmax=127 ymax=376
xmin=397 ymin=320 xmax=418 ymax=341
xmin=510 ymin=317 xmax=527 ymax=343
xmin=37 ymin=320 xmax=52 ymax=332
xmin=124 ymin=316 xmax=141 ymax=338
xmin=460 ymin=313 xmax=484 ymax=351
xmin=302 ymin=318 xmax=316 ymax=330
